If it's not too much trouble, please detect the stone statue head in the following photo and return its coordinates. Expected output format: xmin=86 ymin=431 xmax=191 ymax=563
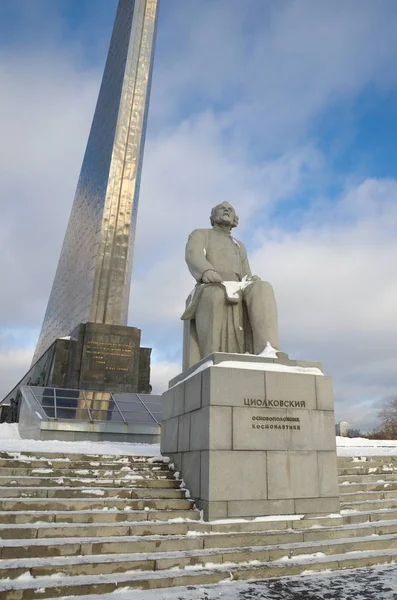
xmin=210 ymin=202 xmax=239 ymax=229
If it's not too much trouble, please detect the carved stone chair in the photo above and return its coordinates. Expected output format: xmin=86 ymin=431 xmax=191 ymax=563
xmin=182 ymin=293 xmax=253 ymax=371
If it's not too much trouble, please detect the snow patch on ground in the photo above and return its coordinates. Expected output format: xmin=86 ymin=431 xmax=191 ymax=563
xmin=337 ymin=436 xmax=397 ymax=456
xmin=0 ymin=424 xmax=160 ymax=456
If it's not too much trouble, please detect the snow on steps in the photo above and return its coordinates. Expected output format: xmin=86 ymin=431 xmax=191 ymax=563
xmin=1 ymin=453 xmax=397 ymax=598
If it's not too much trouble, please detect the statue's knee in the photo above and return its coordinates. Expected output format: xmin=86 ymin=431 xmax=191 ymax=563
xmin=258 ymin=280 xmax=274 ymax=295
xmin=246 ymin=279 xmax=275 ymax=299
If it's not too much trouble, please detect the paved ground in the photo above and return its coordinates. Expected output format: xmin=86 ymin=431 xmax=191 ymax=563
xmin=132 ymin=564 xmax=397 ymax=600
xmin=65 ymin=564 xmax=397 ymax=600
xmin=228 ymin=565 xmax=397 ymax=599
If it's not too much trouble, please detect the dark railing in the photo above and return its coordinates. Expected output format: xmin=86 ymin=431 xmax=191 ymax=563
xmin=28 ymin=387 xmax=162 ymax=424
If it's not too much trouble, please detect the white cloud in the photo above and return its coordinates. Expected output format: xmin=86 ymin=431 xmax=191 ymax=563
xmin=0 ymin=346 xmax=35 ymax=399
xmin=0 ymin=49 xmax=101 ymax=328
xmin=150 ymin=361 xmax=180 ymax=395
xmin=152 ymin=0 xmax=397 ymax=150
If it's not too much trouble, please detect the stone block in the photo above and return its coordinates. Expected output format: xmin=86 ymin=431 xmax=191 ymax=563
xmin=203 ymin=530 xmax=303 ymax=549
xmin=233 ymin=409 xmax=335 ymax=452
xmin=182 ymin=451 xmax=201 ymax=498
xmin=190 ymin=406 xmax=232 ymax=451
xmin=202 ymin=366 xmax=265 ymax=407
xmin=198 ymin=500 xmax=228 ymax=520
xmin=267 ymin=451 xmax=319 ymax=499
xmin=265 ymin=371 xmax=316 ymax=409
xmin=160 ymin=416 xmax=179 ymax=454
xmin=162 ymin=389 xmax=174 ymax=421
xmin=190 ymin=407 xmax=209 ymax=451
xmin=291 ymin=411 xmax=336 ymax=451
xmin=232 ymin=407 xmax=303 ymax=451
xmin=173 ymin=383 xmax=185 ymax=417
xmin=225 ymin=548 xmax=271 ymax=564
xmin=315 ymin=376 xmax=335 ymax=411
xmin=171 ymin=452 xmax=182 ymax=472
xmin=209 ymin=406 xmax=232 ymax=450
xmin=177 ymin=413 xmax=191 ymax=452
xmin=227 ymin=498 xmax=295 ymax=518
xmin=294 ymin=496 xmax=340 ymax=514
xmin=185 ymin=373 xmax=202 ymax=412
xmin=201 ymin=451 xmax=267 ymax=502
xmin=318 ymin=452 xmax=340 ymax=497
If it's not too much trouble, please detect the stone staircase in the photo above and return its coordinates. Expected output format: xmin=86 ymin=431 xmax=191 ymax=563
xmin=1 ymin=452 xmax=397 ymax=599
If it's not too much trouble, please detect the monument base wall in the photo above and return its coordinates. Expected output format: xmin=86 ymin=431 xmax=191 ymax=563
xmin=1 ymin=323 xmax=152 ymax=414
xmin=161 ymin=353 xmax=340 ymax=521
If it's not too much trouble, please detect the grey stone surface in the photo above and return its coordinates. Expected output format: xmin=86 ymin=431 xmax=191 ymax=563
xmin=171 ymin=452 xmax=182 ymax=473
xmin=201 ymin=450 xmax=267 ymax=502
xmin=209 ymin=406 xmax=232 ymax=450
xmin=232 ymin=408 xmax=336 ymax=452
xmin=173 ymin=382 xmax=185 ymax=417
xmin=181 ymin=452 xmax=201 ymax=499
xmin=189 ymin=407 xmax=210 ymax=451
xmin=318 ymin=451 xmax=340 ymax=497
xmin=265 ymin=371 xmax=316 ymax=408
xmin=232 ymin=407 xmax=304 ymax=451
xmin=292 ymin=410 xmax=337 ymax=451
xmin=162 ymin=389 xmax=174 ymax=421
xmin=267 ymin=451 xmax=320 ymax=500
xmin=198 ymin=500 xmax=228 ymax=520
xmin=185 ymin=374 xmax=202 ymax=412
xmin=202 ymin=366 xmax=265 ymax=407
xmin=177 ymin=413 xmax=191 ymax=452
xmin=228 ymin=498 xmax=295 ymax=518
xmin=190 ymin=406 xmax=232 ymax=451
xmin=316 ymin=376 xmax=335 ymax=411
xmin=162 ymin=359 xmax=339 ymax=521
xmin=294 ymin=496 xmax=340 ymax=514
xmin=160 ymin=417 xmax=179 ymax=454
xmin=181 ymin=202 xmax=279 ymax=367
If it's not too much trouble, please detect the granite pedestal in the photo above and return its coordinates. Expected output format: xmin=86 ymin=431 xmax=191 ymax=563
xmin=161 ymin=353 xmax=340 ymax=521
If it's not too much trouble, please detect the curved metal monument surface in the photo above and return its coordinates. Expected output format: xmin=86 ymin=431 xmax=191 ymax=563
xmin=33 ymin=0 xmax=159 ymax=363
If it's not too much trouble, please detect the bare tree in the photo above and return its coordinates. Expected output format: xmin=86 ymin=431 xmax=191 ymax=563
xmin=347 ymin=428 xmax=362 ymax=438
xmin=378 ymin=397 xmax=397 ymax=439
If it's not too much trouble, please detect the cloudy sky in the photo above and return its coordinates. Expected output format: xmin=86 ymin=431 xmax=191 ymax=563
xmin=1 ymin=0 xmax=397 ymax=431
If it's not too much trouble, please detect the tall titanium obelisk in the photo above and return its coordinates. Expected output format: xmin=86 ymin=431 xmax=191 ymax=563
xmin=33 ymin=0 xmax=159 ymax=364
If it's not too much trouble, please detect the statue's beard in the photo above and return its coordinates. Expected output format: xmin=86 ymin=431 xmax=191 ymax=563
xmin=214 ymin=215 xmax=233 ymax=227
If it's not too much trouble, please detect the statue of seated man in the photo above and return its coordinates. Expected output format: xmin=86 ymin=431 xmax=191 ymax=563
xmin=181 ymin=201 xmax=279 ymax=365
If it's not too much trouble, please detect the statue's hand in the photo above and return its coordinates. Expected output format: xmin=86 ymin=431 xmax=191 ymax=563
xmin=202 ymin=270 xmax=222 ymax=284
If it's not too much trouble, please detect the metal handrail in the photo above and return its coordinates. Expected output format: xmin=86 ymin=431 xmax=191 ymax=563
xmin=27 ymin=387 xmax=160 ymax=425
xmin=27 ymin=387 xmax=50 ymax=419
xmin=81 ymin=390 xmax=93 ymax=422
xmin=136 ymin=394 xmax=160 ymax=425
xmin=110 ymin=392 xmax=127 ymax=424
